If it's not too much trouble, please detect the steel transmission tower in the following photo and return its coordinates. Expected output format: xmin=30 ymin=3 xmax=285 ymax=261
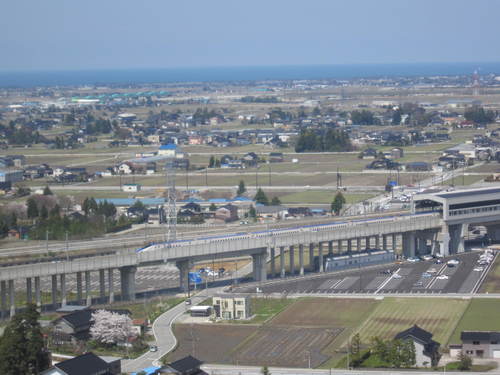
xmin=164 ymin=158 xmax=177 ymax=245
xmin=472 ymin=70 xmax=480 ymax=97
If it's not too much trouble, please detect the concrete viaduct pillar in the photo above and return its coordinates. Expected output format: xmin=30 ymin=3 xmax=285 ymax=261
xmin=270 ymin=247 xmax=276 ymax=278
xmin=120 ymin=261 xmax=137 ymax=301
xmin=449 ymin=224 xmax=467 ymax=254
xmin=438 ymin=225 xmax=451 ymax=257
xmin=34 ymin=276 xmax=41 ymax=308
xmin=99 ymin=269 xmax=106 ymax=301
xmin=309 ymin=243 xmax=314 ymax=271
xmin=375 ymin=235 xmax=380 ymax=249
xmin=402 ymin=231 xmax=416 ymax=258
xmin=76 ymin=272 xmax=83 ymax=304
xmin=60 ymin=274 xmax=67 ymax=307
xmin=51 ymin=275 xmax=57 ymax=309
xmin=347 ymin=239 xmax=352 ymax=253
xmin=336 ymin=240 xmax=342 ymax=254
xmin=108 ymin=269 xmax=114 ymax=304
xmin=279 ymin=246 xmax=285 ymax=278
xmin=382 ymin=235 xmax=388 ymax=251
xmin=328 ymin=241 xmax=334 ymax=255
xmin=365 ymin=237 xmax=370 ymax=249
xmin=299 ymin=244 xmax=304 ymax=276
xmin=392 ymin=233 xmax=397 ymax=252
xmin=176 ymin=261 xmax=190 ymax=294
xmin=26 ymin=277 xmax=32 ymax=305
xmin=251 ymin=251 xmax=267 ymax=282
xmin=356 ymin=238 xmax=362 ymax=252
xmin=0 ymin=281 xmax=6 ymax=319
xmin=9 ymin=280 xmax=15 ymax=318
xmin=289 ymin=245 xmax=295 ymax=276
xmin=318 ymin=242 xmax=324 ymax=272
xmin=85 ymin=271 xmax=92 ymax=306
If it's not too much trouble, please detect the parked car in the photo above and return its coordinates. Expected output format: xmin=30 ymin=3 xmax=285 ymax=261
xmin=473 ymin=267 xmax=484 ymax=272
xmin=436 ymin=275 xmax=449 ymax=280
xmin=393 ymin=274 xmax=402 ymax=279
xmin=149 ymin=345 xmax=158 ymax=352
xmin=422 ymin=255 xmax=434 ymax=261
xmin=422 ymin=272 xmax=432 ymax=278
xmin=447 ymin=259 xmax=459 ymax=266
xmin=413 ymin=281 xmax=424 ymax=287
xmin=407 ymin=257 xmax=420 ymax=263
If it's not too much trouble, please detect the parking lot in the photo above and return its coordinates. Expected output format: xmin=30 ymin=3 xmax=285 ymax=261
xmin=235 ymin=250 xmax=497 ymax=295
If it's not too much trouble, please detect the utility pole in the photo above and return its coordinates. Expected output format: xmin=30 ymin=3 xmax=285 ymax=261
xmin=45 ymin=230 xmax=49 ymax=254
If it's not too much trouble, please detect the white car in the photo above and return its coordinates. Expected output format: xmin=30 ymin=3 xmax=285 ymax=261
xmin=422 ymin=255 xmax=434 ymax=261
xmin=447 ymin=259 xmax=460 ymax=266
xmin=393 ymin=274 xmax=402 ymax=279
xmin=473 ymin=267 xmax=484 ymax=272
xmin=407 ymin=257 xmax=420 ymax=263
xmin=436 ymin=275 xmax=449 ymax=280
xmin=427 ymin=268 xmax=438 ymax=273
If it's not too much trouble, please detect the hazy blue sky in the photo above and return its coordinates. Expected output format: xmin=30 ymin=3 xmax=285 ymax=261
xmin=1 ymin=0 xmax=499 ymax=71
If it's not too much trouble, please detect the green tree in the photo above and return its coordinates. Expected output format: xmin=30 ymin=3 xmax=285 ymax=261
xmin=0 ymin=304 xmax=50 ymax=374
xmin=457 ymin=352 xmax=472 ymax=370
xmin=331 ymin=191 xmax=346 ymax=215
xmin=392 ymin=109 xmax=402 ymax=125
xmin=261 ymin=366 xmax=270 ymax=375
xmin=49 ymin=204 xmax=60 ymax=218
xmin=349 ymin=333 xmax=362 ymax=367
xmin=209 ymin=203 xmax=217 ymax=211
xmin=249 ymin=205 xmax=257 ymax=219
xmin=27 ymin=198 xmax=39 ymax=219
xmin=254 ymin=188 xmax=269 ymax=205
xmin=209 ymin=156 xmax=215 ymax=168
xmin=40 ymin=206 xmax=48 ymax=220
xmin=237 ymin=180 xmax=247 ymax=195
xmin=82 ymin=197 xmax=98 ymax=216
xmin=42 ymin=186 xmax=53 ymax=195
xmin=271 ymin=196 xmax=281 ymax=205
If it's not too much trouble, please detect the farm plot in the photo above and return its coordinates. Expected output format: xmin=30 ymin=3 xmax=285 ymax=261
xmin=479 ymin=256 xmax=500 ymax=293
xmin=236 ymin=327 xmax=341 ymax=368
xmin=354 ymin=298 xmax=468 ymax=345
xmin=167 ymin=324 xmax=258 ymax=364
xmin=449 ymin=299 xmax=500 ymax=345
xmin=270 ymin=298 xmax=378 ymax=328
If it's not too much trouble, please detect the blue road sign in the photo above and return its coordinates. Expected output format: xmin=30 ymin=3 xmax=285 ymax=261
xmin=189 ymin=272 xmax=202 ymax=284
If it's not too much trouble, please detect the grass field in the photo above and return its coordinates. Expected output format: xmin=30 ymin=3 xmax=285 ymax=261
xmin=480 ymin=256 xmax=500 ymax=293
xmin=353 ymin=297 xmax=468 ymax=346
xmin=278 ymin=191 xmax=375 ymax=204
xmin=449 ymin=299 xmax=500 ymax=344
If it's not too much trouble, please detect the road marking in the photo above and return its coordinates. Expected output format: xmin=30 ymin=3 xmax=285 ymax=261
xmin=426 ymin=263 xmax=448 ymax=289
xmin=471 ymin=253 xmax=497 ymax=294
xmin=375 ymin=268 xmax=400 ymax=294
xmin=329 ymin=279 xmax=344 ymax=289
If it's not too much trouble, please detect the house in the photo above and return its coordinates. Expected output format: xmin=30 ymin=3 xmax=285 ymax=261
xmin=287 ymin=207 xmax=312 ymax=217
xmin=117 ymin=162 xmax=134 ymax=175
xmin=255 ymin=205 xmax=288 ymax=220
xmin=51 ymin=309 xmax=131 ymax=344
xmin=215 ymin=204 xmax=238 ymax=222
xmin=460 ymin=331 xmax=500 ymax=358
xmin=154 ymin=355 xmax=207 ymax=375
xmin=242 ymin=152 xmax=258 ymax=167
xmin=41 ymin=352 xmax=121 ymax=375
xmin=394 ymin=325 xmax=440 ymax=367
xmin=213 ymin=294 xmax=251 ymax=320
xmin=158 ymin=143 xmax=177 ymax=157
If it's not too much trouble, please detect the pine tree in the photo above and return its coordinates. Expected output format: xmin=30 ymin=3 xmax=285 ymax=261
xmin=254 ymin=188 xmax=269 ymax=205
xmin=271 ymin=196 xmax=281 ymax=205
xmin=40 ymin=206 xmax=48 ymax=220
xmin=331 ymin=191 xmax=346 ymax=215
xmin=237 ymin=180 xmax=247 ymax=195
xmin=0 ymin=304 xmax=50 ymax=374
xmin=42 ymin=186 xmax=53 ymax=195
xmin=27 ymin=198 xmax=39 ymax=219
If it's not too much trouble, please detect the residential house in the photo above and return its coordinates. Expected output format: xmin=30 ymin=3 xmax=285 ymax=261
xmin=255 ymin=205 xmax=288 ymax=220
xmin=122 ymin=183 xmax=141 ymax=192
xmin=242 ymin=152 xmax=258 ymax=167
xmin=213 ymin=294 xmax=251 ymax=320
xmin=155 ymin=355 xmax=207 ymax=375
xmin=41 ymin=352 xmax=121 ymax=375
xmin=390 ymin=147 xmax=404 ymax=159
xmin=158 ymin=143 xmax=177 ymax=157
xmin=394 ymin=325 xmax=440 ymax=367
xmin=215 ymin=204 xmax=238 ymax=222
xmin=51 ymin=309 xmax=131 ymax=344
xmin=460 ymin=331 xmax=500 ymax=358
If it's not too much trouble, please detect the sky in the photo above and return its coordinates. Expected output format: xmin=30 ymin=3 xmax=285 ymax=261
xmin=1 ymin=0 xmax=499 ymax=71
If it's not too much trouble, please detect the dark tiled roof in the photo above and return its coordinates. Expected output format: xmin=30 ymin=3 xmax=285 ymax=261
xmin=169 ymin=355 xmax=203 ymax=373
xmin=58 ymin=309 xmax=131 ymax=330
xmin=461 ymin=331 xmax=500 ymax=342
xmin=395 ymin=325 xmax=433 ymax=344
xmin=55 ymin=352 xmax=110 ymax=375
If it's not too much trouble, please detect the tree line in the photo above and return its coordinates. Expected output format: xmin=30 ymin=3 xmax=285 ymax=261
xmin=295 ymin=128 xmax=353 ymax=153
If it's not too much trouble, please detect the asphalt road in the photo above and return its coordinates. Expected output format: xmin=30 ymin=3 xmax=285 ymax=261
xmin=234 ymin=250 xmax=493 ymax=295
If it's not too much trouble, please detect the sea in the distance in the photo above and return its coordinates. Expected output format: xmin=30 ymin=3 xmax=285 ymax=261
xmin=1 ymin=62 xmax=500 ymax=88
